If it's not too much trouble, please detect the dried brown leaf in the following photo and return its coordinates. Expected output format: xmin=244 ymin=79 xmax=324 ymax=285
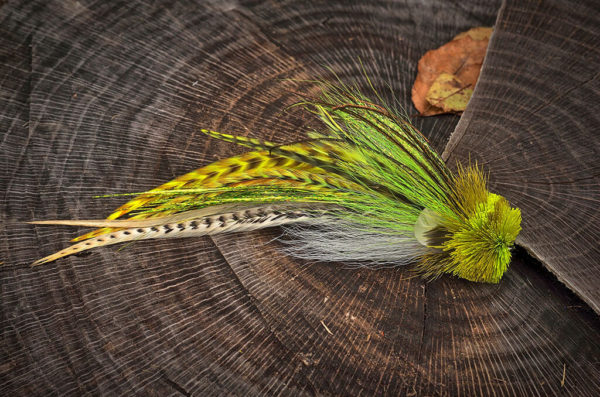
xmin=412 ymin=27 xmax=492 ymax=115
xmin=425 ymin=73 xmax=473 ymax=113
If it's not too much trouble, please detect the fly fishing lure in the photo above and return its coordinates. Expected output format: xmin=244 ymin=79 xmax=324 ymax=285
xmin=31 ymin=82 xmax=521 ymax=283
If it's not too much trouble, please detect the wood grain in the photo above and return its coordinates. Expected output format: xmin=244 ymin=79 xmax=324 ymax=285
xmin=443 ymin=0 xmax=600 ymax=314
xmin=1 ymin=0 xmax=599 ymax=395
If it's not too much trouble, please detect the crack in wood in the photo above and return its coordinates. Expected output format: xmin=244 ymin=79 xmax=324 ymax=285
xmin=527 ymin=71 xmax=600 ymax=117
xmin=161 ymin=372 xmax=191 ymax=397
xmin=413 ymin=283 xmax=428 ymax=390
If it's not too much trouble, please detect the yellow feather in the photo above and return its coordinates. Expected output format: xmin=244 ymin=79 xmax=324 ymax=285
xmin=71 ymin=145 xmax=361 ymax=242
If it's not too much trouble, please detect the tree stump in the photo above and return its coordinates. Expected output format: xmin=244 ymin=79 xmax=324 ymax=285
xmin=1 ymin=0 xmax=599 ymax=395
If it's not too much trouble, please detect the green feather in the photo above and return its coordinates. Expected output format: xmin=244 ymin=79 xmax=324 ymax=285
xmin=31 ymin=81 xmax=522 ymax=283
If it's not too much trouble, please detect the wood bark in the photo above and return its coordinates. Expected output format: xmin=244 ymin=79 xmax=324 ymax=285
xmin=1 ymin=0 xmax=599 ymax=395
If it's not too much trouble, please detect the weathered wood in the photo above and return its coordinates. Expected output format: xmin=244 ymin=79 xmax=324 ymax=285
xmin=444 ymin=0 xmax=600 ymax=314
xmin=1 ymin=0 xmax=599 ymax=395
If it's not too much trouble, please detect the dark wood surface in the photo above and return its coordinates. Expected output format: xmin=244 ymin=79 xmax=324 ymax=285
xmin=1 ymin=0 xmax=599 ymax=395
xmin=444 ymin=0 xmax=600 ymax=315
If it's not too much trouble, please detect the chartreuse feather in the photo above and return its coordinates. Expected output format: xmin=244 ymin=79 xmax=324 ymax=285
xmin=32 ymin=81 xmax=521 ymax=283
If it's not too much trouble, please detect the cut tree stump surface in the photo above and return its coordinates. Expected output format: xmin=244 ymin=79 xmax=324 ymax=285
xmin=1 ymin=0 xmax=599 ymax=395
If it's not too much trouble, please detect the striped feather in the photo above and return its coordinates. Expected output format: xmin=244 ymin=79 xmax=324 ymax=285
xmin=32 ymin=81 xmax=521 ymax=283
xmin=32 ymin=205 xmax=325 ymax=266
xmin=72 ymin=150 xmax=363 ymax=242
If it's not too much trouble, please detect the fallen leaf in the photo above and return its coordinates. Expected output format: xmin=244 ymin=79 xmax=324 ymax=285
xmin=453 ymin=27 xmax=492 ymax=41
xmin=425 ymin=73 xmax=473 ymax=113
xmin=412 ymin=27 xmax=492 ymax=115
